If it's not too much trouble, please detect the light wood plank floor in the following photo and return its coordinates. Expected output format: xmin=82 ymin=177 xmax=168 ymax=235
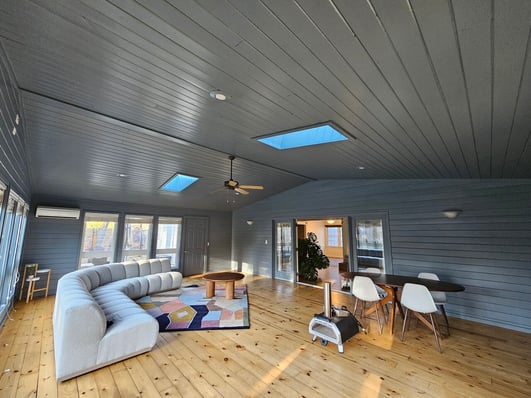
xmin=0 ymin=274 xmax=529 ymax=397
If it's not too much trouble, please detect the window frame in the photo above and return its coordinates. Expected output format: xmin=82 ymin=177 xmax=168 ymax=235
xmin=79 ymin=212 xmax=120 ymax=267
xmin=350 ymin=212 xmax=393 ymax=273
xmin=121 ymin=214 xmax=154 ymax=262
xmin=0 ymin=185 xmax=29 ymax=318
xmin=155 ymin=216 xmax=183 ymax=269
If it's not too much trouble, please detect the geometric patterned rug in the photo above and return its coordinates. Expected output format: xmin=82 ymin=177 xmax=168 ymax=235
xmin=136 ymin=284 xmax=250 ymax=332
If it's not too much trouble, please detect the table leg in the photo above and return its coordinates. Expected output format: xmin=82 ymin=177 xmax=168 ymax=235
xmin=205 ymin=280 xmax=215 ymax=298
xmin=225 ymin=281 xmax=235 ymax=299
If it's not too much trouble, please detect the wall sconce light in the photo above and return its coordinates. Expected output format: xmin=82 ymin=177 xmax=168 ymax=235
xmin=246 ymin=220 xmax=254 ymax=226
xmin=442 ymin=209 xmax=462 ymax=219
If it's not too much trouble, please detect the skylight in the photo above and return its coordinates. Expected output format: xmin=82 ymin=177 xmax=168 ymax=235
xmin=160 ymin=173 xmax=199 ymax=192
xmin=256 ymin=122 xmax=348 ymax=150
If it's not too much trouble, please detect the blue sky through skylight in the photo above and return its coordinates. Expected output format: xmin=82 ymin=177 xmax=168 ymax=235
xmin=160 ymin=173 xmax=199 ymax=192
xmin=257 ymin=123 xmax=348 ymax=150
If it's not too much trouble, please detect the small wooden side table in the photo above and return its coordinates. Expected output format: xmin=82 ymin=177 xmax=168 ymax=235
xmin=203 ymin=272 xmax=244 ymax=299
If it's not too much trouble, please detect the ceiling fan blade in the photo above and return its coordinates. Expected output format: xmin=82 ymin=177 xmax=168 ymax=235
xmin=239 ymin=185 xmax=264 ymax=190
xmin=235 ymin=187 xmax=249 ymax=195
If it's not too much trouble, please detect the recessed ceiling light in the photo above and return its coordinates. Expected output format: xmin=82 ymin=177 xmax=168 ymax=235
xmin=256 ymin=122 xmax=349 ymax=150
xmin=160 ymin=173 xmax=199 ymax=192
xmin=209 ymin=90 xmax=230 ymax=101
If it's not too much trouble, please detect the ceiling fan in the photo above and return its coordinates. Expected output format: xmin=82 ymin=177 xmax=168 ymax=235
xmin=224 ymin=155 xmax=264 ymax=195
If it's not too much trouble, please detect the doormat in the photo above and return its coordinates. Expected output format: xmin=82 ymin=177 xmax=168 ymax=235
xmin=136 ymin=284 xmax=250 ymax=331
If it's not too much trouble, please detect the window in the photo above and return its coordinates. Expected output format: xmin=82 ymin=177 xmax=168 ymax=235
xmin=275 ymin=221 xmax=293 ymax=277
xmin=326 ymin=226 xmax=343 ymax=247
xmin=0 ymin=186 xmax=29 ymax=317
xmin=355 ymin=219 xmax=385 ymax=271
xmin=155 ymin=217 xmax=182 ymax=268
xmin=160 ymin=173 xmax=199 ymax=192
xmin=256 ymin=122 xmax=348 ymax=150
xmin=79 ymin=212 xmax=119 ymax=266
xmin=122 ymin=215 xmax=153 ymax=261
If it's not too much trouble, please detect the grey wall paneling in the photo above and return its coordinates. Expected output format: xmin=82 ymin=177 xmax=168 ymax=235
xmin=20 ymin=195 xmax=232 ymax=296
xmin=0 ymin=43 xmax=31 ymax=326
xmin=0 ymin=43 xmax=30 ymax=199
xmin=233 ymin=179 xmax=531 ymax=333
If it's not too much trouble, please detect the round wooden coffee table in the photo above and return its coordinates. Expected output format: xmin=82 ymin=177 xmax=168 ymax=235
xmin=203 ymin=271 xmax=244 ymax=299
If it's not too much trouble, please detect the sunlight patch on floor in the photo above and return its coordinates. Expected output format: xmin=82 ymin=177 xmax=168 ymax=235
xmin=254 ymin=345 xmax=304 ymax=395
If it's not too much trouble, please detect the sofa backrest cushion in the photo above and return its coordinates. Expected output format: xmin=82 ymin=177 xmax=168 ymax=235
xmin=66 ymin=258 xmax=173 ymax=292
xmin=123 ymin=261 xmax=141 ymax=279
xmin=138 ymin=260 xmax=151 ymax=276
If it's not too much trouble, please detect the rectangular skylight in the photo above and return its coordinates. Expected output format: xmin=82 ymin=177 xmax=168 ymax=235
xmin=160 ymin=173 xmax=199 ymax=192
xmin=256 ymin=122 xmax=348 ymax=150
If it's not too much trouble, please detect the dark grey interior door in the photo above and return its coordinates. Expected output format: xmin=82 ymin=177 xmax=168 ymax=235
xmin=181 ymin=216 xmax=208 ymax=276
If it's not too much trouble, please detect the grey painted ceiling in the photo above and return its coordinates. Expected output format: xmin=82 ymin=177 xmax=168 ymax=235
xmin=1 ymin=0 xmax=530 ymax=211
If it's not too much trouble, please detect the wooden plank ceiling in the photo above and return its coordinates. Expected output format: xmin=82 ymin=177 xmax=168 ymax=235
xmin=1 ymin=0 xmax=530 ymax=210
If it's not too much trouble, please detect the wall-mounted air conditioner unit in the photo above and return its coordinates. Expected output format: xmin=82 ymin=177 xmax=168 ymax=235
xmin=35 ymin=206 xmax=81 ymax=220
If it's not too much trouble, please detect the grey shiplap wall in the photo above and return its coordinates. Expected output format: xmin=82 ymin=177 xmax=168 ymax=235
xmin=0 ymin=42 xmax=30 ymax=200
xmin=233 ymin=179 xmax=531 ymax=333
xmin=0 ymin=43 xmax=31 ymax=327
xmin=20 ymin=195 xmax=232 ymax=296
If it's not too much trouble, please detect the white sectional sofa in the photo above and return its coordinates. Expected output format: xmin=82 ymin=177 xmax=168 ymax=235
xmin=53 ymin=258 xmax=182 ymax=382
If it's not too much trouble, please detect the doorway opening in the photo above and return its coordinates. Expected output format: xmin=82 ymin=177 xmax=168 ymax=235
xmin=296 ymin=217 xmax=349 ymax=291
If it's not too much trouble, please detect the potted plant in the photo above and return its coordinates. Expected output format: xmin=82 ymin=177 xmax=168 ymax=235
xmin=297 ymin=232 xmax=330 ymax=282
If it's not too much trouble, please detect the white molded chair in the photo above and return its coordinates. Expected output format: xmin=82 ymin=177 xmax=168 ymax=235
xmin=361 ymin=267 xmax=390 ymax=317
xmin=361 ymin=268 xmax=388 ymax=298
xmin=418 ymin=272 xmax=450 ymax=335
xmin=351 ymin=276 xmax=387 ymax=334
xmin=400 ymin=283 xmax=442 ymax=352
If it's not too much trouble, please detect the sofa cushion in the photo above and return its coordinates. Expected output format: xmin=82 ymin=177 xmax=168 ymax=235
xmin=108 ymin=263 xmax=126 ymax=281
xmin=138 ymin=260 xmax=152 ymax=276
xmin=123 ymin=261 xmax=140 ymax=279
xmin=97 ymin=312 xmax=158 ymax=365
xmin=149 ymin=259 xmax=164 ymax=274
xmin=94 ymin=266 xmax=113 ymax=285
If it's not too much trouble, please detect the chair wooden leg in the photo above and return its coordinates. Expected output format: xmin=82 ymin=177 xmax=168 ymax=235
xmin=401 ymin=308 xmax=410 ymax=341
xmin=429 ymin=313 xmax=442 ymax=352
xmin=380 ymin=302 xmax=388 ymax=324
xmin=375 ymin=305 xmax=383 ymax=335
xmin=44 ymin=270 xmax=51 ymax=298
xmin=26 ymin=279 xmax=35 ymax=303
xmin=438 ymin=304 xmax=450 ymax=336
xmin=353 ymin=298 xmax=359 ymax=316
